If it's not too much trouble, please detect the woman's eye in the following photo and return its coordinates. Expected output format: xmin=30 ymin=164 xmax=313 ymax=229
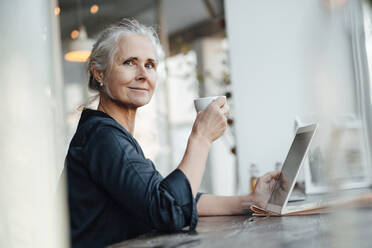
xmin=145 ymin=63 xmax=154 ymax=69
xmin=123 ymin=60 xmax=133 ymax=66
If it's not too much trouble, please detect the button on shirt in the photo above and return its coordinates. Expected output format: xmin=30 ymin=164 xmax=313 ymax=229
xmin=65 ymin=109 xmax=200 ymax=248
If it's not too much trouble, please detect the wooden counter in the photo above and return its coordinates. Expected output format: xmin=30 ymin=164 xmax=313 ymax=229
xmin=110 ymin=189 xmax=372 ymax=248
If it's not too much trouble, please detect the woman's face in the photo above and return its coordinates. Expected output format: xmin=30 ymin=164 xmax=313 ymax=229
xmin=106 ymin=34 xmax=158 ymax=108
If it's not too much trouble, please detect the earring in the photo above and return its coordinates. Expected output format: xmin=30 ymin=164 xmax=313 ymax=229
xmin=99 ymin=81 xmax=103 ymax=87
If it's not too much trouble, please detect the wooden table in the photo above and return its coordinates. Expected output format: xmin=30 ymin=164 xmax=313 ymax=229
xmin=110 ymin=189 xmax=372 ymax=248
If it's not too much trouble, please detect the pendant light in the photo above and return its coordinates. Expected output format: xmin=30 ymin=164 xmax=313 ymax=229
xmin=64 ymin=0 xmax=95 ymax=62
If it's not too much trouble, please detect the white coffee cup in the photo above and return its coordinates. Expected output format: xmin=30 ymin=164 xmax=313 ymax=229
xmin=194 ymin=96 xmax=226 ymax=112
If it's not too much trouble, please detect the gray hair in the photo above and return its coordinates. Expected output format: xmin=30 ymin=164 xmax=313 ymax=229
xmin=87 ymin=18 xmax=164 ymax=94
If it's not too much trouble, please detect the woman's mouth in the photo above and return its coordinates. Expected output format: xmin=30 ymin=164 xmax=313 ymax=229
xmin=128 ymin=87 xmax=148 ymax=92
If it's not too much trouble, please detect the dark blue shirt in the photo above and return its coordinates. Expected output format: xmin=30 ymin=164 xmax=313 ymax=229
xmin=65 ymin=109 xmax=200 ymax=248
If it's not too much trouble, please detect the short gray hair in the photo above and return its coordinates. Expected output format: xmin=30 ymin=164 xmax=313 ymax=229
xmin=87 ymin=18 xmax=164 ymax=92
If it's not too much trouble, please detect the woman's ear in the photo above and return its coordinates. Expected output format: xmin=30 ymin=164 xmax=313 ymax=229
xmin=92 ymin=67 xmax=104 ymax=83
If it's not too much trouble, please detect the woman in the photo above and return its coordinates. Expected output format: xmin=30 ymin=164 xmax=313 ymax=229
xmin=65 ymin=19 xmax=279 ymax=248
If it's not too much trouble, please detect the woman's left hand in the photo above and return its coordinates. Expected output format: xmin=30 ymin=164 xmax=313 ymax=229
xmin=197 ymin=171 xmax=281 ymax=216
xmin=250 ymin=171 xmax=281 ymax=208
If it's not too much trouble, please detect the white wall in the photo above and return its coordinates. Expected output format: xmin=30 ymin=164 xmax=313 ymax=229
xmin=0 ymin=0 xmax=68 ymax=247
xmin=225 ymin=0 xmax=357 ymax=193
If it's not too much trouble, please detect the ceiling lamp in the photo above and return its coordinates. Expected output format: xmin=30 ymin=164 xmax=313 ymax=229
xmin=90 ymin=4 xmax=99 ymax=14
xmin=64 ymin=26 xmax=95 ymax=62
xmin=54 ymin=6 xmax=60 ymax=16
xmin=64 ymin=0 xmax=95 ymax=62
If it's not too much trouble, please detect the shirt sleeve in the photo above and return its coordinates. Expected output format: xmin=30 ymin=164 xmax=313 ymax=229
xmin=84 ymin=127 xmax=198 ymax=232
xmin=195 ymin=192 xmax=203 ymax=203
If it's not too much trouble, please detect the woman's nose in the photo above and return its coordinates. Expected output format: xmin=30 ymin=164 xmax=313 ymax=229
xmin=135 ymin=65 xmax=147 ymax=81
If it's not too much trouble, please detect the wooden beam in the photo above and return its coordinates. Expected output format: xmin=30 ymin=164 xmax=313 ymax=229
xmin=156 ymin=0 xmax=170 ymax=57
xmin=202 ymin=0 xmax=217 ymax=19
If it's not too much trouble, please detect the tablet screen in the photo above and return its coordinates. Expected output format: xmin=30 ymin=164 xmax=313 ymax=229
xmin=267 ymin=129 xmax=315 ymax=208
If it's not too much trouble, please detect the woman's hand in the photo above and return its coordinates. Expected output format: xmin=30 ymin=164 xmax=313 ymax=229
xmin=250 ymin=171 xmax=281 ymax=208
xmin=178 ymin=97 xmax=228 ymax=196
xmin=195 ymin=171 xmax=281 ymax=216
xmin=191 ymin=97 xmax=229 ymax=144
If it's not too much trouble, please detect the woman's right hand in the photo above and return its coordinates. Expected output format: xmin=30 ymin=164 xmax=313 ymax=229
xmin=191 ymin=97 xmax=229 ymax=144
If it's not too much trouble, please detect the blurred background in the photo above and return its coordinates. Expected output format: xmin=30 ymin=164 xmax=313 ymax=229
xmin=1 ymin=0 xmax=372 ymax=247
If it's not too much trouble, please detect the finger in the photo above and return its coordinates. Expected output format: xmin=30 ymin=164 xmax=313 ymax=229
xmin=213 ymin=96 xmax=226 ymax=108
xmin=260 ymin=172 xmax=273 ymax=183
xmin=220 ymin=105 xmax=230 ymax=115
xmin=261 ymin=171 xmax=280 ymax=183
xmin=270 ymin=171 xmax=281 ymax=179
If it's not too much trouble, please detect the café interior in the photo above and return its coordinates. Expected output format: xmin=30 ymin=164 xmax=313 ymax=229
xmin=2 ymin=0 xmax=372 ymax=247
